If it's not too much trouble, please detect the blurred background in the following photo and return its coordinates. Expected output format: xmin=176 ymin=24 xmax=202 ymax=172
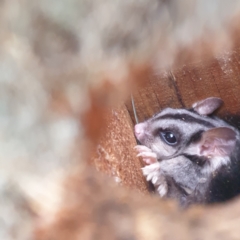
xmin=1 ymin=0 xmax=240 ymax=239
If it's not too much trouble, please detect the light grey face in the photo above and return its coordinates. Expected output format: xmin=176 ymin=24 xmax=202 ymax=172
xmin=134 ymin=107 xmax=226 ymax=160
xmin=134 ymin=96 xmax=239 ymax=180
xmin=135 ymin=97 xmax=239 ymax=203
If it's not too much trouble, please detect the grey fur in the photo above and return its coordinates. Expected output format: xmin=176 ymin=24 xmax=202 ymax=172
xmin=134 ymin=97 xmax=240 ymax=207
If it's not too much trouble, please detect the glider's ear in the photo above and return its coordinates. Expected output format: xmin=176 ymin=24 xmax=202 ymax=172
xmin=192 ymin=97 xmax=223 ymax=116
xmin=197 ymin=127 xmax=236 ymax=158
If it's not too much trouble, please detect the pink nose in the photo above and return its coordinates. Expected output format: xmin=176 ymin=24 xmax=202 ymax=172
xmin=134 ymin=123 xmax=145 ymax=138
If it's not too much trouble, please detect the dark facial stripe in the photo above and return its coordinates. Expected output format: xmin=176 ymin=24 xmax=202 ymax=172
xmin=155 ymin=113 xmax=215 ymax=128
xmin=162 ymin=131 xmax=204 ymax=160
xmin=185 ymin=130 xmax=204 ymax=147
xmin=183 ymin=154 xmax=207 ymax=167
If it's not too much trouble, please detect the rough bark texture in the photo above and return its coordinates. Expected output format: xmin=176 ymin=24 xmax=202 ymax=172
xmin=90 ymin=105 xmax=149 ymax=193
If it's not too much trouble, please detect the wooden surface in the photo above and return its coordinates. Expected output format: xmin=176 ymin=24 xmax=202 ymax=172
xmin=90 ymin=104 xmax=149 ymax=193
xmin=126 ymin=48 xmax=240 ymax=125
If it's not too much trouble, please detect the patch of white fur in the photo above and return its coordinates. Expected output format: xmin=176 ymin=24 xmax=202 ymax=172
xmin=142 ymin=163 xmax=160 ymax=180
xmin=185 ymin=144 xmax=201 ymax=155
xmin=142 ymin=162 xmax=168 ymax=197
xmin=157 ymin=183 xmax=168 ymax=197
xmin=202 ymin=156 xmax=230 ymax=175
xmin=185 ymin=143 xmax=231 ymax=175
xmin=181 ymin=186 xmax=193 ymax=195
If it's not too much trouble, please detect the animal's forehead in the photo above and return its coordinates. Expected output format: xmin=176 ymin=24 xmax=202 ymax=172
xmin=150 ymin=107 xmax=222 ymax=128
xmin=150 ymin=118 xmax=206 ymax=136
xmin=153 ymin=107 xmax=192 ymax=118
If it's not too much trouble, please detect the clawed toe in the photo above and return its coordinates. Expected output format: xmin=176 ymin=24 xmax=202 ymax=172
xmin=142 ymin=163 xmax=168 ymax=197
xmin=135 ymin=145 xmax=157 ymax=164
xmin=157 ymin=184 xmax=168 ymax=197
xmin=134 ymin=145 xmax=152 ymax=153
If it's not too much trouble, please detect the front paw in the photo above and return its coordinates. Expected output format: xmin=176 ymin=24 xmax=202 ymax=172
xmin=142 ymin=163 xmax=168 ymax=197
xmin=134 ymin=145 xmax=158 ymax=164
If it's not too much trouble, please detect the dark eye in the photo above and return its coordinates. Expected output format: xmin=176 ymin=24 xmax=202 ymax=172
xmin=160 ymin=131 xmax=177 ymax=145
